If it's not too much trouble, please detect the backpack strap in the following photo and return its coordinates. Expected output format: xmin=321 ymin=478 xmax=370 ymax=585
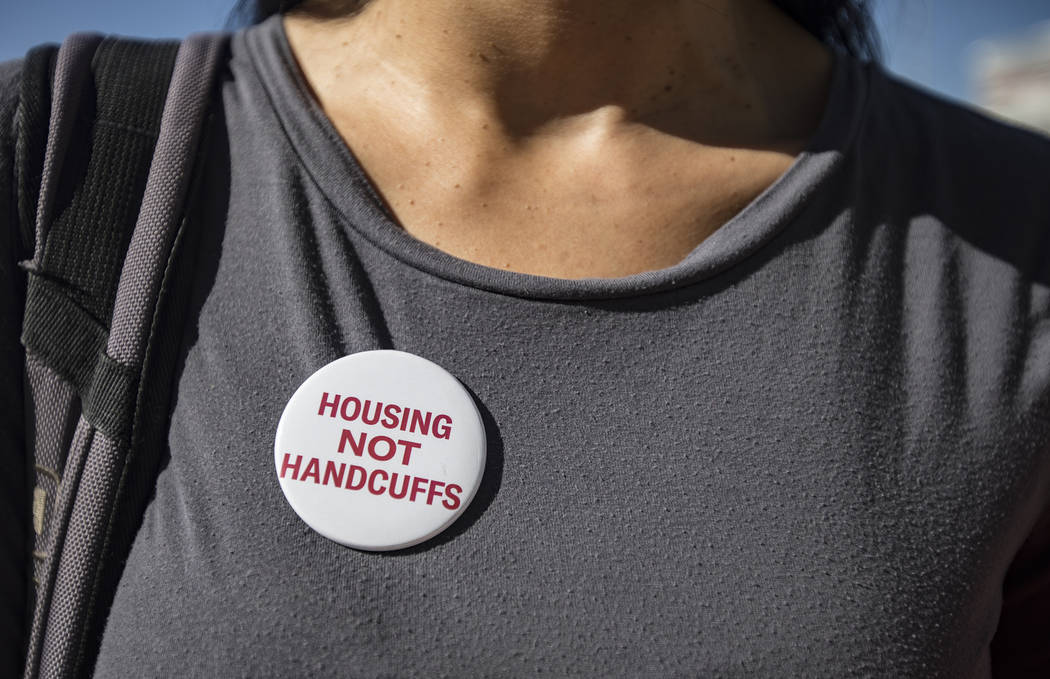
xmin=18 ymin=32 xmax=180 ymax=656
xmin=22 ymin=35 xmax=180 ymax=417
xmin=18 ymin=32 xmax=229 ymax=679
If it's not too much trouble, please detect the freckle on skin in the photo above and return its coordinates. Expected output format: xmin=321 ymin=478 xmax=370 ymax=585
xmin=409 ymin=199 xmax=415 ymax=205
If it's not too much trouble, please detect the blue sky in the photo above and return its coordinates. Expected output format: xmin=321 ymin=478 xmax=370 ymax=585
xmin=2 ymin=0 xmax=1050 ymax=106
xmin=874 ymin=0 xmax=1050 ymax=103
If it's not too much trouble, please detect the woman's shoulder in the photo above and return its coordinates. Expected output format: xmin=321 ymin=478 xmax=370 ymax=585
xmin=860 ymin=60 xmax=1050 ymax=190
xmin=849 ymin=59 xmax=1050 ymax=280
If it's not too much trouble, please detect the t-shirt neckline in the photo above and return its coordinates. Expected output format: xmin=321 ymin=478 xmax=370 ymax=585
xmin=242 ymin=14 xmax=870 ymax=301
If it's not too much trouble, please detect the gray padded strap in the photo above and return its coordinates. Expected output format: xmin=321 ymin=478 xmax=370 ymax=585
xmin=37 ymin=430 xmax=121 ymax=679
xmin=24 ymin=353 xmax=80 ymax=589
xmin=107 ymin=33 xmax=228 ymax=364
xmin=22 ymin=418 xmax=95 ymax=679
xmin=31 ymin=34 xmax=103 ymax=267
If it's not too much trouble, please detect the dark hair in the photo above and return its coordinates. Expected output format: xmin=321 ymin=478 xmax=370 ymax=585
xmin=775 ymin=0 xmax=880 ymax=61
xmin=229 ymin=0 xmax=880 ymax=62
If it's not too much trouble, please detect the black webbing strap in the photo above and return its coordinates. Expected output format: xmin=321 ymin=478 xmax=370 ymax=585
xmin=20 ymin=37 xmax=180 ymax=444
xmin=21 ymin=276 xmax=138 ymax=442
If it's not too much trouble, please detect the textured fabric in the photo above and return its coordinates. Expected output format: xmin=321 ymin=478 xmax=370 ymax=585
xmin=36 ymin=426 xmax=117 ymax=679
xmin=107 ymin=34 xmax=228 ymax=365
xmin=21 ymin=274 xmax=108 ymax=400
xmin=24 ymin=417 xmax=95 ymax=679
xmin=38 ymin=36 xmax=178 ymax=328
xmin=24 ymin=352 xmax=80 ymax=588
xmin=6 ymin=13 xmax=1050 ymax=678
xmin=14 ymin=44 xmax=56 ymax=250
xmin=18 ymin=35 xmax=180 ymax=446
xmin=30 ymin=34 xmax=101 ymax=268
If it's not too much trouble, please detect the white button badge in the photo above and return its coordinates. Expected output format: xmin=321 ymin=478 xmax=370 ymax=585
xmin=274 ymin=350 xmax=486 ymax=551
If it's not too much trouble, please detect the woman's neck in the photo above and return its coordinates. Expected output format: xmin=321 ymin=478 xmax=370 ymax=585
xmin=284 ymin=0 xmax=832 ymax=148
xmin=280 ymin=0 xmax=836 ymax=278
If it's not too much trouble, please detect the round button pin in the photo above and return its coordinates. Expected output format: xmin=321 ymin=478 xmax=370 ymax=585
xmin=274 ymin=350 xmax=486 ymax=551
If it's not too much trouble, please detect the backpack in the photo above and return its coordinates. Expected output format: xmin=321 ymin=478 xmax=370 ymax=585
xmin=14 ymin=31 xmax=229 ymax=678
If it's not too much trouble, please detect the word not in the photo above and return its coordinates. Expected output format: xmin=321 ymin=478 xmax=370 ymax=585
xmin=318 ymin=392 xmax=453 ymax=440
xmin=339 ymin=428 xmax=420 ymax=466
xmin=279 ymin=453 xmax=462 ymax=510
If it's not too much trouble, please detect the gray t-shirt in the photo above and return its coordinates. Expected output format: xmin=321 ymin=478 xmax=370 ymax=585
xmin=5 ymin=14 xmax=1050 ymax=678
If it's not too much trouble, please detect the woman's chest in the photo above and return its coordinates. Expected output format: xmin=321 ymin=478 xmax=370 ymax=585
xmin=92 ymin=223 xmax=1049 ymax=677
